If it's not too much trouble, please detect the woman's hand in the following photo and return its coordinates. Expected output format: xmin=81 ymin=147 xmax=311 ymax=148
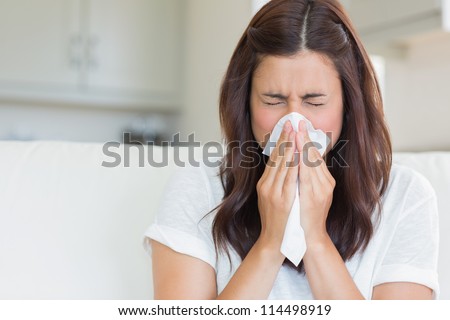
xmin=295 ymin=120 xmax=336 ymax=244
xmin=256 ymin=121 xmax=298 ymax=249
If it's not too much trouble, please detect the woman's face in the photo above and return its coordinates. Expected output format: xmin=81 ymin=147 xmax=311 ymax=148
xmin=250 ymin=51 xmax=344 ymax=154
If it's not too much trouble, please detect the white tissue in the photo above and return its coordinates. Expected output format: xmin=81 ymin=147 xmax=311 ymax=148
xmin=262 ymin=112 xmax=330 ymax=266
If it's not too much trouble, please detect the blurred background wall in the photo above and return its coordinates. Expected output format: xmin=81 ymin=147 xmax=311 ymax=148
xmin=0 ymin=0 xmax=449 ymax=151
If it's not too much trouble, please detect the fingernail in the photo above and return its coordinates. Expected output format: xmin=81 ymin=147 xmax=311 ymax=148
xmin=283 ymin=121 xmax=291 ymax=132
xmin=299 ymin=120 xmax=306 ymax=132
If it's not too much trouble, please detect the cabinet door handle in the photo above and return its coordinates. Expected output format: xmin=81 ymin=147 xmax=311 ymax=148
xmin=69 ymin=34 xmax=83 ymax=69
xmin=87 ymin=35 xmax=100 ymax=70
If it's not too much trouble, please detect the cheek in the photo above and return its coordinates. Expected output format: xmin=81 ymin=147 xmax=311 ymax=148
xmin=310 ymin=108 xmax=343 ymax=148
xmin=251 ymin=107 xmax=281 ymax=143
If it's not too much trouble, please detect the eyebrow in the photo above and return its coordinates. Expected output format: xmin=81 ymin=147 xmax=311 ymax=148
xmin=262 ymin=93 xmax=327 ymax=100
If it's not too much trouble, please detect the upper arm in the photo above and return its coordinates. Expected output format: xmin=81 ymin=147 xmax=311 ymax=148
xmin=151 ymin=240 xmax=217 ymax=300
xmin=372 ymin=171 xmax=440 ymax=299
xmin=372 ymin=282 xmax=433 ymax=300
xmin=143 ymin=165 xmax=218 ymax=299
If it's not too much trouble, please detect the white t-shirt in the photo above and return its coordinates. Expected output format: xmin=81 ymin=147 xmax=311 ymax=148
xmin=142 ymin=161 xmax=439 ymax=299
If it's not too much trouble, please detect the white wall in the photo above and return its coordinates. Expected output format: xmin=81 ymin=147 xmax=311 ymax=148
xmin=181 ymin=0 xmax=253 ymax=144
xmin=384 ymin=32 xmax=450 ymax=152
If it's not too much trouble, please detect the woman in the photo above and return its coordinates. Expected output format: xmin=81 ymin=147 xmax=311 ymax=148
xmin=143 ymin=0 xmax=439 ymax=299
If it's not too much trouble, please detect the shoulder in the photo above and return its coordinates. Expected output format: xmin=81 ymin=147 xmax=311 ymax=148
xmin=145 ymin=160 xmax=224 ymax=270
xmin=158 ymin=157 xmax=224 ymax=217
xmin=167 ymin=162 xmax=213 ymax=195
xmin=388 ymin=163 xmax=432 ymax=188
xmin=385 ymin=163 xmax=436 ymax=202
xmin=381 ymin=163 xmax=438 ymax=223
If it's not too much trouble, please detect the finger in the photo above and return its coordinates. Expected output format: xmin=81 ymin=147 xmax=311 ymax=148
xmin=316 ymin=155 xmax=335 ymax=186
xmin=298 ymin=120 xmax=323 ymax=167
xmin=296 ymin=123 xmax=336 ymax=204
xmin=273 ymin=129 xmax=298 ymax=192
xmin=309 ymin=159 xmax=331 ymax=198
xmin=282 ymin=145 xmax=300 ymax=196
xmin=298 ymin=120 xmax=336 ymax=186
xmin=260 ymin=121 xmax=291 ymax=181
xmin=263 ymin=121 xmax=294 ymax=185
xmin=295 ymin=131 xmax=311 ymax=184
xmin=298 ymin=122 xmax=335 ymax=193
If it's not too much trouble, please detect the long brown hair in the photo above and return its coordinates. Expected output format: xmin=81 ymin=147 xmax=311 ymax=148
xmin=214 ymin=0 xmax=392 ymax=271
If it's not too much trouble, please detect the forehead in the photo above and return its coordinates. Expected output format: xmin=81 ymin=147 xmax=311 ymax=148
xmin=252 ymin=52 xmax=340 ymax=92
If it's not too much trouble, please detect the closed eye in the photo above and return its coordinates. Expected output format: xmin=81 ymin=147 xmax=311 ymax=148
xmin=308 ymin=103 xmax=324 ymax=107
xmin=265 ymin=101 xmax=284 ymax=106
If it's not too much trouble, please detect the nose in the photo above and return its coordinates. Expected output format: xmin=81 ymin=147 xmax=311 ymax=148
xmin=286 ymin=102 xmax=310 ymax=124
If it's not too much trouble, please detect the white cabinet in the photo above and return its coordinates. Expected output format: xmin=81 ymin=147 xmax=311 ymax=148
xmin=345 ymin=0 xmax=446 ymax=56
xmin=87 ymin=0 xmax=182 ymax=96
xmin=0 ymin=0 xmax=183 ymax=110
xmin=348 ymin=0 xmax=441 ymax=32
xmin=0 ymin=0 xmax=79 ymax=87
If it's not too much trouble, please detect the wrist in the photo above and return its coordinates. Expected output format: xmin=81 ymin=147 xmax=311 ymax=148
xmin=305 ymin=230 xmax=331 ymax=249
xmin=254 ymin=236 xmax=286 ymax=264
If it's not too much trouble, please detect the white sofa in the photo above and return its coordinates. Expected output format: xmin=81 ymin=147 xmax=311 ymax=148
xmin=0 ymin=140 xmax=449 ymax=299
